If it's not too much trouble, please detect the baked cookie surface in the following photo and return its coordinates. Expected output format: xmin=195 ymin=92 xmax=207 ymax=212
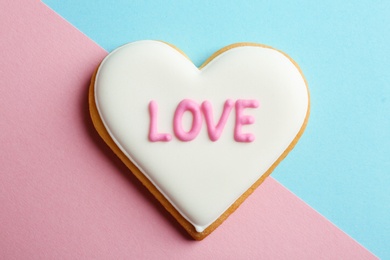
xmin=89 ymin=41 xmax=309 ymax=240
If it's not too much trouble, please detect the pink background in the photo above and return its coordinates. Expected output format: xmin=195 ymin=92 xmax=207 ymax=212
xmin=0 ymin=1 xmax=376 ymax=259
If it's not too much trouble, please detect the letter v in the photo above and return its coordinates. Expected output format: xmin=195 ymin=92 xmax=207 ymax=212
xmin=201 ymin=99 xmax=235 ymax=141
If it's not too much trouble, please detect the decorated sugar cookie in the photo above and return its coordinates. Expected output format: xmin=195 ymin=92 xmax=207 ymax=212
xmin=89 ymin=40 xmax=309 ymax=240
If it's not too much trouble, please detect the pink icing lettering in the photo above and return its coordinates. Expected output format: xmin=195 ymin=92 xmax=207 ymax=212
xmin=148 ymin=99 xmax=259 ymax=142
xmin=173 ymin=99 xmax=202 ymax=141
xmin=234 ymin=99 xmax=259 ymax=142
xmin=148 ymin=100 xmax=172 ymax=142
xmin=201 ymin=99 xmax=235 ymax=141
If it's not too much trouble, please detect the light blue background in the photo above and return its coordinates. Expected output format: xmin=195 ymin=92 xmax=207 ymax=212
xmin=43 ymin=1 xmax=389 ymax=258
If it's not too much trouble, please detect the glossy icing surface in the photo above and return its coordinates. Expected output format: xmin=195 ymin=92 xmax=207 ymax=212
xmin=94 ymin=41 xmax=309 ymax=232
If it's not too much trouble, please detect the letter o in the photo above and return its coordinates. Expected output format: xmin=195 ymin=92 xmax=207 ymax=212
xmin=173 ymin=99 xmax=202 ymax=141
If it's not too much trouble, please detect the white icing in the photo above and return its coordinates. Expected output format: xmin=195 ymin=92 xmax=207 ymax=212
xmin=94 ymin=41 xmax=309 ymax=232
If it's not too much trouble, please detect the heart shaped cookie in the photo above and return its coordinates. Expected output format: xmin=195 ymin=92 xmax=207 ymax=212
xmin=89 ymin=41 xmax=309 ymax=240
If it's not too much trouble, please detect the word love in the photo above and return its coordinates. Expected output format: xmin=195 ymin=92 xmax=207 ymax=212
xmin=148 ymin=99 xmax=259 ymax=142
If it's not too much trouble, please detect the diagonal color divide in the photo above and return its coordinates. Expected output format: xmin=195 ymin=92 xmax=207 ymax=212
xmin=0 ymin=1 xmax=377 ymax=259
xmin=41 ymin=1 xmax=390 ymax=258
